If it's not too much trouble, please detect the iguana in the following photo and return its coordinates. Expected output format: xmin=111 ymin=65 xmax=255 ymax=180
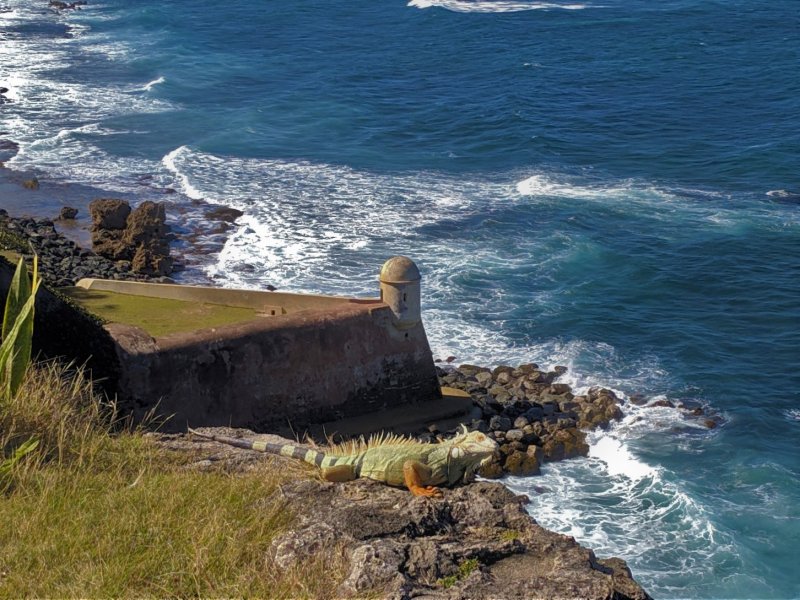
xmin=189 ymin=426 xmax=498 ymax=497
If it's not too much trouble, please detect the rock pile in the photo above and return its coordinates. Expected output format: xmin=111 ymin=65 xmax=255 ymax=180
xmin=436 ymin=364 xmax=625 ymax=478
xmin=0 ymin=210 xmax=169 ymax=287
xmin=89 ymin=199 xmax=174 ymax=277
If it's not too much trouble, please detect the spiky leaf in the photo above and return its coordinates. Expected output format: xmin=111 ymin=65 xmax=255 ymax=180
xmin=0 ymin=256 xmax=40 ymax=398
xmin=0 ymin=438 xmax=39 ymax=492
xmin=2 ymin=258 xmax=31 ymax=341
xmin=0 ymin=438 xmax=39 ymax=478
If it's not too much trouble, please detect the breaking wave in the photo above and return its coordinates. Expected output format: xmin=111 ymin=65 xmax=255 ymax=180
xmin=409 ymin=0 xmax=589 ymax=13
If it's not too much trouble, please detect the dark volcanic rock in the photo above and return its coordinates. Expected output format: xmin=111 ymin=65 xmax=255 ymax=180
xmin=89 ymin=199 xmax=173 ymax=276
xmin=0 ymin=209 xmax=172 ymax=287
xmin=183 ymin=428 xmax=651 ymax=599
xmin=49 ymin=0 xmax=87 ymax=9
xmin=205 ymin=206 xmax=244 ymax=223
xmin=434 ymin=365 xmax=638 ymax=477
xmin=279 ymin=477 xmax=648 ymax=599
xmin=57 ymin=206 xmax=78 ymax=220
xmin=89 ymin=198 xmax=131 ymax=230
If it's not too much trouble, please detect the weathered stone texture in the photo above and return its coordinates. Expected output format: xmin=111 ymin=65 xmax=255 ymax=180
xmin=267 ymin=476 xmax=652 ymax=599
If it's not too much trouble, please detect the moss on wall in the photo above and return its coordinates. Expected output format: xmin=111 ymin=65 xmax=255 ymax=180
xmin=61 ymin=288 xmax=260 ymax=337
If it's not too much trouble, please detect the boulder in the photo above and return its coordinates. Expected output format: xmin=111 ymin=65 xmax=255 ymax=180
xmin=57 ymin=206 xmax=78 ymax=220
xmin=513 ymin=416 xmax=529 ymax=429
xmin=649 ymin=399 xmax=675 ymax=409
xmin=488 ymin=415 xmax=512 ymax=432
xmin=505 ymin=429 xmax=525 ymax=443
xmin=88 ymin=199 xmax=173 ymax=276
xmin=89 ymin=199 xmax=131 ymax=230
xmin=474 ymin=371 xmax=492 ymax=386
xmin=477 ymin=460 xmax=503 ymax=479
xmin=205 ymin=206 xmax=244 ymax=223
xmin=503 ymin=449 xmax=541 ymax=476
xmin=542 ymin=427 xmax=590 ymax=462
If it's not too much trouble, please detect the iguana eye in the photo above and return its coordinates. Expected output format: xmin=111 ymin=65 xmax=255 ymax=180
xmin=475 ymin=434 xmax=485 ymax=442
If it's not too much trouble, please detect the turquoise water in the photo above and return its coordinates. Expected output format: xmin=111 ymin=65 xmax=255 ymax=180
xmin=1 ymin=1 xmax=798 ymax=596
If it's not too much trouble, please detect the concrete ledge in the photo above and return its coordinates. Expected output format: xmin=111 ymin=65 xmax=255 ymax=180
xmin=76 ymin=278 xmax=382 ymax=314
xmin=309 ymin=387 xmax=478 ymax=439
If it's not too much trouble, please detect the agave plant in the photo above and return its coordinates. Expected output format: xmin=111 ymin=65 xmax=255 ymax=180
xmin=1 ymin=255 xmax=40 ymax=399
xmin=0 ymin=255 xmax=41 ymax=488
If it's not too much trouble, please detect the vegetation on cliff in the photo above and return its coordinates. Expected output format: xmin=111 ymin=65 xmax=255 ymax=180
xmin=0 ymin=259 xmax=343 ymax=597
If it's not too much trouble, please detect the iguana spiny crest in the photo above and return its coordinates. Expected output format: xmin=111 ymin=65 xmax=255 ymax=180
xmin=189 ymin=425 xmax=498 ymax=497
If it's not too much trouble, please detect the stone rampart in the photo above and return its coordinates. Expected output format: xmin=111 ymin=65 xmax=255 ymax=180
xmin=0 ymin=256 xmax=442 ymax=433
xmin=107 ymin=298 xmax=440 ymax=431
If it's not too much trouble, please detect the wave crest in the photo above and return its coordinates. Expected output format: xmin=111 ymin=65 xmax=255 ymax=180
xmin=409 ymin=0 xmax=589 ymax=13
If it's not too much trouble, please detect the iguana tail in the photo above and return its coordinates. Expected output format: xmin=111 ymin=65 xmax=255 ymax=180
xmin=188 ymin=428 xmax=326 ymax=467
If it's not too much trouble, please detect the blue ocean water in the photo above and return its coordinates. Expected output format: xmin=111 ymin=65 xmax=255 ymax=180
xmin=2 ymin=0 xmax=799 ymax=596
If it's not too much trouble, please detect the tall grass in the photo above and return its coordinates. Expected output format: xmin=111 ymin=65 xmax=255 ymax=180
xmin=0 ymin=258 xmax=349 ymax=597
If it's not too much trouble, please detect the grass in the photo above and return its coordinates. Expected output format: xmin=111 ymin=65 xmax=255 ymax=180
xmin=437 ymin=558 xmax=480 ymax=589
xmin=500 ymin=529 xmax=521 ymax=542
xmin=61 ymin=287 xmax=259 ymax=337
xmin=0 ymin=361 xmax=348 ymax=598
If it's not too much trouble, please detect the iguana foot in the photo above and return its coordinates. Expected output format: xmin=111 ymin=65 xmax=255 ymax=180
xmin=410 ymin=485 xmax=443 ymax=498
xmin=403 ymin=460 xmax=442 ymax=498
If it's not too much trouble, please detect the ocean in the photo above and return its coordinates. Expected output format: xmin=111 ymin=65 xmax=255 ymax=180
xmin=1 ymin=0 xmax=798 ymax=596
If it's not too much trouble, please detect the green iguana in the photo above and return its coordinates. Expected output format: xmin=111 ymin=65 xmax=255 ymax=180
xmin=189 ymin=426 xmax=498 ymax=497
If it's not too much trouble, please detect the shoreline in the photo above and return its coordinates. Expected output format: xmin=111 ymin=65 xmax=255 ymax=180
xmin=0 ymin=140 xmax=245 ymax=286
xmin=0 ymin=190 xmax=658 ymax=597
xmin=3 ymin=193 xmax=714 ymax=598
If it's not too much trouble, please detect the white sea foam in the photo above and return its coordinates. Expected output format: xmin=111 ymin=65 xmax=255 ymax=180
xmin=515 ymin=171 xmax=768 ymax=232
xmin=784 ymin=409 xmax=800 ymax=422
xmin=0 ymin=0 xmax=173 ymax=189
xmin=588 ymin=435 xmax=656 ymax=479
xmin=160 ymin=148 xmax=791 ymax=367
xmin=142 ymin=76 xmax=166 ymax=92
xmin=162 ymin=146 xmax=205 ymax=200
xmin=409 ymin=0 xmax=588 ymax=13
xmin=506 ymin=402 xmax=739 ymax=593
xmin=516 ymin=172 xmax=671 ymax=202
xmin=767 ymin=189 xmax=797 ymax=198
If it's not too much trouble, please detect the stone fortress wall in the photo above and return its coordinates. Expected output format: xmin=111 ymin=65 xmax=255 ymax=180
xmin=0 ymin=255 xmax=444 ymax=433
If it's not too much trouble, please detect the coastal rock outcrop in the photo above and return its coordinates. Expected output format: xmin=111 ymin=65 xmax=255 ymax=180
xmin=90 ymin=199 xmax=130 ymax=231
xmin=0 ymin=211 xmax=172 ymax=287
xmin=179 ymin=429 xmax=652 ymax=599
xmin=89 ymin=199 xmax=174 ymax=276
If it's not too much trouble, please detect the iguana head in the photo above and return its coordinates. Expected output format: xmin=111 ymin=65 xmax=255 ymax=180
xmin=444 ymin=426 xmax=499 ymax=477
